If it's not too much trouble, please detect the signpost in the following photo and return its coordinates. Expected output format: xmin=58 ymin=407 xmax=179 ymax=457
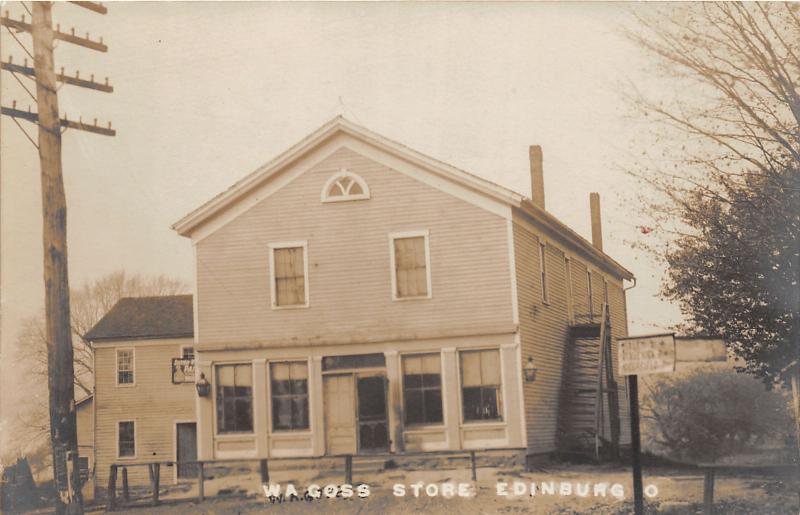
xmin=619 ymin=334 xmax=727 ymax=515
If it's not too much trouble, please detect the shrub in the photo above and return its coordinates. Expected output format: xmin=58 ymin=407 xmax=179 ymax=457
xmin=640 ymin=367 xmax=795 ymax=463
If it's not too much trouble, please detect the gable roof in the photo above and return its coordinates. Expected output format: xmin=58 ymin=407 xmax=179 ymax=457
xmin=172 ymin=116 xmax=633 ymax=280
xmin=84 ymin=295 xmax=194 ymax=342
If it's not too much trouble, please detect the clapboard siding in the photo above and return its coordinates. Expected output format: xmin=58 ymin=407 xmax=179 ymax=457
xmin=94 ymin=339 xmax=195 ymax=486
xmin=196 ymin=147 xmax=514 ymax=347
xmin=513 ymin=213 xmax=631 ymax=455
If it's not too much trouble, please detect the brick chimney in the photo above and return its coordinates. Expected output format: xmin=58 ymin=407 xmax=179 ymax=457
xmin=529 ymin=145 xmax=545 ymax=210
xmin=590 ymin=192 xmax=603 ymax=251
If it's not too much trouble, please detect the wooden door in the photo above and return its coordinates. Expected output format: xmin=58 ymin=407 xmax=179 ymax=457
xmin=356 ymin=375 xmax=389 ymax=452
xmin=176 ymin=422 xmax=197 ymax=479
xmin=323 ymin=374 xmax=357 ymax=455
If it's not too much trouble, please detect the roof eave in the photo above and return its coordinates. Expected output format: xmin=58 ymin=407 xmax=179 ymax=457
xmin=172 ymin=116 xmax=524 ymax=238
xmin=515 ymin=199 xmax=635 ymax=281
xmin=87 ymin=332 xmax=194 ymax=344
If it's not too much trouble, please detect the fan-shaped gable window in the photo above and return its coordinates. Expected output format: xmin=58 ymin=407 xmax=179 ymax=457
xmin=321 ymin=170 xmax=370 ymax=203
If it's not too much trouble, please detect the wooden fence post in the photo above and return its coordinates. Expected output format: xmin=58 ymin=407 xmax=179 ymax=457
xmin=345 ymin=455 xmax=353 ymax=485
xmin=197 ymin=462 xmax=205 ymax=503
xmin=121 ymin=466 xmax=129 ymax=502
xmin=260 ymin=459 xmax=269 ymax=485
xmin=149 ymin=463 xmax=161 ymax=506
xmin=106 ymin=464 xmax=117 ymax=511
xmin=470 ymin=451 xmax=477 ymax=481
xmin=703 ymin=467 xmax=715 ymax=515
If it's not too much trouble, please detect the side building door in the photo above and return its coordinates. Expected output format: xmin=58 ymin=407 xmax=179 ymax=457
xmin=176 ymin=422 xmax=197 ymax=479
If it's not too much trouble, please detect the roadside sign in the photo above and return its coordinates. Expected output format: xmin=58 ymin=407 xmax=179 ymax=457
xmin=171 ymin=358 xmax=195 ymax=384
xmin=619 ymin=333 xmax=676 ymax=376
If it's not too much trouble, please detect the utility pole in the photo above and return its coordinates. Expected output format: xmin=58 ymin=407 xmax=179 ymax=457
xmin=2 ymin=3 xmax=113 ymax=513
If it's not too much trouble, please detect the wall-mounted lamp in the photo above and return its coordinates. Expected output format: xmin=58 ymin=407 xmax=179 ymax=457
xmin=523 ymin=356 xmax=538 ymax=383
xmin=195 ymin=372 xmax=211 ymax=397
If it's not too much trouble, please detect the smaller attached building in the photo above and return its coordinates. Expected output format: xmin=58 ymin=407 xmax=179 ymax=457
xmin=84 ymin=295 xmax=197 ymax=489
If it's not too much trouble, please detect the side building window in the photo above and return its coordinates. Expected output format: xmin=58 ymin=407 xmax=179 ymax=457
xmin=391 ymin=231 xmax=431 ymax=299
xmin=116 ymin=349 xmax=134 ymax=386
xmin=539 ymin=242 xmax=549 ymax=303
xmin=402 ymin=353 xmax=443 ymax=426
xmin=587 ymin=269 xmax=594 ymax=320
xmin=216 ymin=364 xmax=253 ymax=433
xmin=460 ymin=349 xmax=503 ymax=422
xmin=270 ymin=243 xmax=309 ymax=308
xmin=118 ymin=421 xmax=135 ymax=458
xmin=270 ymin=361 xmax=309 ymax=431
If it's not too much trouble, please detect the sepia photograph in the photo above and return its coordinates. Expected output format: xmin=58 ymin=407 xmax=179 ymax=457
xmin=0 ymin=2 xmax=798 ymax=514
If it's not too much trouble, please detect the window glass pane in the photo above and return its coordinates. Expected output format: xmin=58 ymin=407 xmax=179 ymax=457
xmin=322 ymin=353 xmax=385 ymax=371
xmin=182 ymin=347 xmax=195 ymax=360
xmin=272 ymin=397 xmax=292 ymax=430
xmin=290 ymin=362 xmax=308 ymax=380
xmin=349 ymin=182 xmax=363 ymax=195
xmin=403 ymin=355 xmax=422 ymax=375
xmin=421 ymin=354 xmax=439 ymax=374
xmin=480 ymin=350 xmax=501 ymax=385
xmin=404 ymin=390 xmax=424 ymax=425
xmin=234 ymin=364 xmax=252 ymax=386
xmin=460 ymin=351 xmax=482 ymax=387
xmin=425 ymin=390 xmax=444 ymax=423
xmin=271 ymin=362 xmax=289 ymax=381
xmin=217 ymin=365 xmax=234 ymax=386
xmin=462 ymin=387 xmax=483 ymax=421
xmin=292 ymin=397 xmax=309 ymax=429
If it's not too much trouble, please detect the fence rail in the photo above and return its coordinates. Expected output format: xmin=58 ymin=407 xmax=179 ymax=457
xmin=106 ymin=447 xmax=525 ymax=511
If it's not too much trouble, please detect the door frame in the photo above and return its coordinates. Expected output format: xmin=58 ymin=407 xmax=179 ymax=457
xmin=173 ymin=420 xmax=197 ymax=483
xmin=354 ymin=372 xmax=389 ymax=453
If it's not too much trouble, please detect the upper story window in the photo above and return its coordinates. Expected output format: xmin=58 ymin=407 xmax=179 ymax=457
xmin=182 ymin=346 xmax=195 ymax=361
xmin=565 ymin=256 xmax=574 ymax=322
xmin=116 ymin=349 xmax=134 ymax=386
xmin=390 ymin=230 xmax=432 ymax=300
xmin=321 ymin=169 xmax=370 ymax=203
xmin=539 ymin=242 xmax=549 ymax=304
xmin=269 ymin=242 xmax=309 ymax=309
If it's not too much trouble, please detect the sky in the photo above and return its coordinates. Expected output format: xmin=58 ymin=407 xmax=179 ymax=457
xmin=0 ymin=1 xmax=682 ymax=455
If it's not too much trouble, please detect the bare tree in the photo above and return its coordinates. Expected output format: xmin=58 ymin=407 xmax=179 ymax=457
xmin=11 ymin=271 xmax=189 ymax=436
xmin=623 ymin=2 xmax=799 ymax=455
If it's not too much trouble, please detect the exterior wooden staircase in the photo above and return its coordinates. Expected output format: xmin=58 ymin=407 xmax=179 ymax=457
xmin=557 ymin=303 xmax=621 ymax=461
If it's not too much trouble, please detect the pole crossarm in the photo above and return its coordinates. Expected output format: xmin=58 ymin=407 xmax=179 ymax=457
xmin=69 ymin=2 xmax=108 ymax=15
xmin=2 ymin=105 xmax=116 ymax=136
xmin=1 ymin=15 xmax=108 ymax=52
xmin=1 ymin=60 xmax=113 ymax=92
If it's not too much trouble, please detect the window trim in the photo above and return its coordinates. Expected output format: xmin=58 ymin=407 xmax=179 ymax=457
xmin=539 ymin=241 xmax=549 ymax=304
xmin=268 ymin=359 xmax=311 ymax=433
xmin=320 ymin=169 xmax=371 ymax=203
xmin=388 ymin=230 xmax=432 ymax=301
xmin=116 ymin=420 xmax=136 ymax=460
xmin=268 ymin=241 xmax=310 ymax=310
xmin=115 ymin=348 xmax=135 ymax=387
xmin=457 ymin=347 xmax=505 ymax=425
xmin=400 ymin=352 xmax=445 ymax=429
xmin=587 ymin=269 xmax=595 ymax=321
xmin=212 ymin=361 xmax=256 ymax=436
